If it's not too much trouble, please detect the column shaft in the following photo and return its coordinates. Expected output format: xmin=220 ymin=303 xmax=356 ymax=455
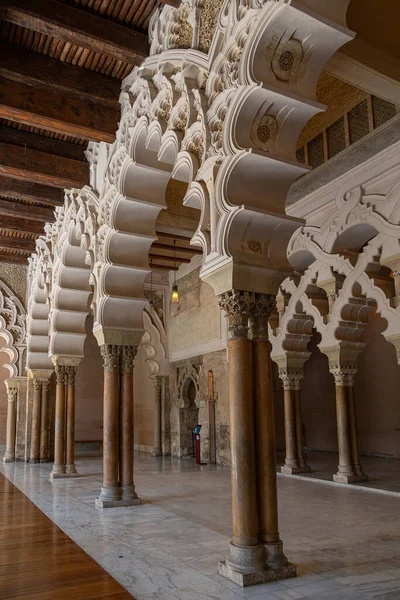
xmin=281 ymin=377 xmax=299 ymax=473
xmin=152 ymin=376 xmax=162 ymax=457
xmin=253 ymin=339 xmax=281 ymax=549
xmin=3 ymin=387 xmax=17 ymax=462
xmin=294 ymin=388 xmax=309 ymax=471
xmin=334 ymin=384 xmax=354 ymax=477
xmin=103 ymin=351 xmax=120 ymax=492
xmin=348 ymin=384 xmax=367 ymax=480
xmin=119 ymin=346 xmax=139 ymax=503
xmin=66 ymin=367 xmax=77 ymax=475
xmin=51 ymin=367 xmax=66 ymax=477
xmin=30 ymin=380 xmax=42 ymax=463
xmin=40 ymin=381 xmax=50 ymax=462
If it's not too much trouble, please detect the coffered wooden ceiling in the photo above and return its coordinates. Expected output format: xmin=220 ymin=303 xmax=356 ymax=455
xmin=0 ymin=0 xmax=181 ymax=265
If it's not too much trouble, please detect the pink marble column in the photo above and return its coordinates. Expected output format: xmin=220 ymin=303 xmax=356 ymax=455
xmin=30 ymin=379 xmax=42 ymax=463
xmin=3 ymin=384 xmax=18 ymax=463
xmin=50 ymin=366 xmax=67 ymax=478
xmin=65 ymin=367 xmax=78 ymax=476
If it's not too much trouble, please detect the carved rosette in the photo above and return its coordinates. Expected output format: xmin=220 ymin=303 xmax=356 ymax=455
xmin=121 ymin=346 xmax=137 ymax=374
xmin=330 ymin=367 xmax=357 ymax=387
xmin=250 ymin=293 xmax=276 ymax=341
xmin=101 ymin=345 xmax=121 ymax=372
xmin=218 ymin=290 xmax=255 ymax=340
xmin=65 ymin=366 xmax=78 ymax=386
xmin=55 ymin=365 xmax=66 ymax=386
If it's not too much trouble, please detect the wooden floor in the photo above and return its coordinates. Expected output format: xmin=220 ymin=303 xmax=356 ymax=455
xmin=0 ymin=473 xmax=133 ymax=599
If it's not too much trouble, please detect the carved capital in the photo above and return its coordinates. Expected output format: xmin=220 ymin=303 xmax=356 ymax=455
xmin=280 ymin=371 xmax=303 ymax=391
xmin=330 ymin=367 xmax=357 ymax=387
xmin=218 ymin=290 xmax=255 ymax=340
xmin=6 ymin=388 xmax=18 ymax=403
xmin=55 ymin=365 xmax=66 ymax=386
xmin=101 ymin=345 xmax=120 ymax=372
xmin=250 ymin=293 xmax=275 ymax=340
xmin=121 ymin=346 xmax=137 ymax=373
xmin=33 ymin=379 xmax=42 ymax=393
xmin=41 ymin=380 xmax=50 ymax=393
xmin=65 ymin=366 xmax=78 ymax=386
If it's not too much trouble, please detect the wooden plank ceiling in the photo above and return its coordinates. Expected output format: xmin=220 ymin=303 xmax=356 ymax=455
xmin=0 ymin=0 xmax=196 ymax=270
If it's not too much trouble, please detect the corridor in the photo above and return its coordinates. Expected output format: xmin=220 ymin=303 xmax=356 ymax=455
xmin=2 ymin=453 xmax=400 ymax=600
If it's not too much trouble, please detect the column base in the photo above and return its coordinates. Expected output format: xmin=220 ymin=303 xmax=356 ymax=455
xmin=281 ymin=465 xmax=310 ymax=475
xmin=95 ymin=486 xmax=142 ymax=508
xmin=333 ymin=472 xmax=368 ymax=484
xmin=264 ymin=540 xmax=289 ymax=570
xmin=66 ymin=464 xmax=78 ymax=475
xmin=29 ymin=458 xmax=41 ymax=464
xmin=218 ymin=542 xmax=296 ymax=588
xmin=151 ymin=449 xmax=162 ymax=457
xmin=50 ymin=471 xmax=80 ymax=480
xmin=40 ymin=458 xmax=51 ymax=463
xmin=3 ymin=452 xmax=15 ymax=463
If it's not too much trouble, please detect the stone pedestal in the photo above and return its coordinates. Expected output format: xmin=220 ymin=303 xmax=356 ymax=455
xmin=331 ymin=368 xmax=368 ymax=484
xmin=96 ymin=345 xmax=141 ymax=508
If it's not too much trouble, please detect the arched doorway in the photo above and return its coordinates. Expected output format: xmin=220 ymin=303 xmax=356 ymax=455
xmin=179 ymin=377 xmax=199 ymax=457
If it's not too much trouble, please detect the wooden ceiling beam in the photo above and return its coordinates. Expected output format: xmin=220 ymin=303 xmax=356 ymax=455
xmin=0 ymin=198 xmax=53 ymax=222
xmin=0 ymin=141 xmax=89 ymax=188
xmin=0 ymin=77 xmax=118 ymax=143
xmin=0 ymin=215 xmax=44 ymax=235
xmin=1 ymin=0 xmax=149 ymax=65
xmin=0 ymin=41 xmax=120 ymax=110
xmin=0 ymin=234 xmax=36 ymax=252
xmin=0 ymin=176 xmax=64 ymax=207
xmin=0 ymin=125 xmax=86 ymax=162
xmin=0 ymin=253 xmax=30 ymax=264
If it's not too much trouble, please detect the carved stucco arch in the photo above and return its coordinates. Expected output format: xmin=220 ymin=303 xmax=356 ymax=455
xmin=177 ymin=363 xmax=202 ymax=409
xmin=140 ymin=308 xmax=169 ymax=379
xmin=0 ymin=280 xmax=27 ymax=377
xmin=27 ymin=241 xmax=52 ymax=371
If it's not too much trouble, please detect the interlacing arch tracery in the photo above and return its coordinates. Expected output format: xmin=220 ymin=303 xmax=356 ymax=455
xmin=0 ymin=281 xmax=26 ymax=377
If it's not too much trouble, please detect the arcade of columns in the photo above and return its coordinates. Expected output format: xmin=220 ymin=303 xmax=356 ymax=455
xmin=3 ymin=0 xmax=400 ymax=588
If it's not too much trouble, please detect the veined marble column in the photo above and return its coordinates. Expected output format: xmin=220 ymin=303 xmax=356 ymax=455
xmin=40 ymin=380 xmax=51 ymax=463
xmin=347 ymin=378 xmax=367 ymax=480
xmin=65 ymin=367 xmax=78 ymax=476
xmin=251 ymin=294 xmax=295 ymax=578
xmin=50 ymin=366 xmax=67 ymax=478
xmin=218 ymin=290 xmax=267 ymax=586
xmin=294 ymin=385 xmax=310 ymax=472
xmin=3 ymin=384 xmax=18 ymax=463
xmin=152 ymin=375 xmax=162 ymax=457
xmin=120 ymin=346 xmax=141 ymax=505
xmin=30 ymin=379 xmax=42 ymax=463
xmin=331 ymin=368 xmax=367 ymax=484
xmin=97 ymin=345 xmax=121 ymax=506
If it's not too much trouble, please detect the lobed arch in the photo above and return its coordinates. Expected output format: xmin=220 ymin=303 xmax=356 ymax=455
xmin=27 ymin=243 xmax=52 ymax=371
xmin=0 ymin=280 xmax=27 ymax=378
xmin=140 ymin=308 xmax=169 ymax=380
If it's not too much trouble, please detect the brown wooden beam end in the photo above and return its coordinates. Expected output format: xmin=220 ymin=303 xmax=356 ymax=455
xmin=1 ymin=0 xmax=149 ymax=65
xmin=0 ymin=41 xmax=120 ymax=110
xmin=0 ymin=142 xmax=89 ymax=188
xmin=0 ymin=176 xmax=64 ymax=207
xmin=0 ymin=78 xmax=119 ymax=143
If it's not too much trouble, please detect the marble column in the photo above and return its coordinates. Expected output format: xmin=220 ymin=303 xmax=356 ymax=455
xmin=152 ymin=375 xmax=162 ymax=457
xmin=39 ymin=380 xmax=51 ymax=463
xmin=251 ymin=294 xmax=295 ymax=578
xmin=280 ymin=372 xmax=310 ymax=475
xmin=97 ymin=345 xmax=121 ymax=506
xmin=30 ymin=379 xmax=42 ymax=463
xmin=65 ymin=367 xmax=78 ymax=476
xmin=120 ymin=346 xmax=141 ymax=504
xmin=218 ymin=290 xmax=270 ymax=586
xmin=331 ymin=368 xmax=367 ymax=484
xmin=50 ymin=366 xmax=67 ymax=478
xmin=347 ymin=379 xmax=367 ymax=480
xmin=294 ymin=385 xmax=310 ymax=472
xmin=3 ymin=384 xmax=18 ymax=463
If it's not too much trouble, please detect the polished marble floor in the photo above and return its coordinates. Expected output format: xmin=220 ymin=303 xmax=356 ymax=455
xmin=1 ymin=454 xmax=400 ymax=600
